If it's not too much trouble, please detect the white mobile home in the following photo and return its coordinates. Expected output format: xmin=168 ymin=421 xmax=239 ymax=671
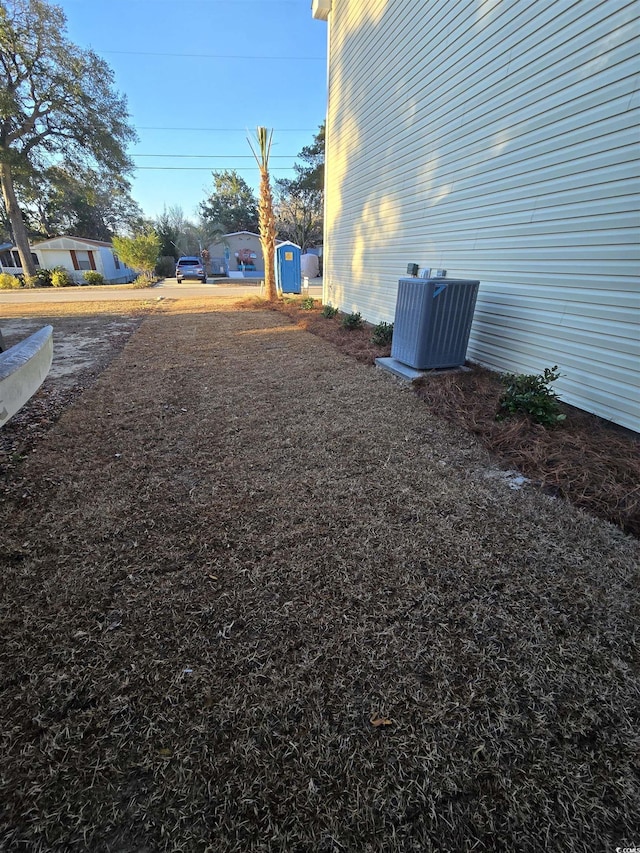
xmin=0 ymin=236 xmax=135 ymax=283
xmin=313 ymin=0 xmax=640 ymax=432
xmin=32 ymin=236 xmax=135 ymax=283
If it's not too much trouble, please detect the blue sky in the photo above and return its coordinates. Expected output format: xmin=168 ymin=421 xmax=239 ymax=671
xmin=55 ymin=0 xmax=328 ymax=222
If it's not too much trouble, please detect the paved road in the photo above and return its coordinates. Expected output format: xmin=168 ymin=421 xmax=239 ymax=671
xmin=0 ymin=277 xmax=324 ymax=303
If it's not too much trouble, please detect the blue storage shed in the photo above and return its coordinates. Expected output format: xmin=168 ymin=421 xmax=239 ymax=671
xmin=275 ymin=242 xmax=301 ymax=294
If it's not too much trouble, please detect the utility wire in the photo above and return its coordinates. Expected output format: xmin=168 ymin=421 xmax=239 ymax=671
xmin=134 ymin=166 xmax=293 ymax=171
xmin=134 ymin=154 xmax=298 ymax=158
xmin=103 ymin=1 xmax=300 ymax=4
xmin=137 ymin=126 xmax=318 ymax=132
xmin=103 ymin=49 xmax=324 ymax=60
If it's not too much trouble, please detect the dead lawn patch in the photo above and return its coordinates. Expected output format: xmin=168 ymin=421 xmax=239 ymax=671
xmin=0 ymin=301 xmax=155 ymax=476
xmin=0 ymin=303 xmax=638 ymax=852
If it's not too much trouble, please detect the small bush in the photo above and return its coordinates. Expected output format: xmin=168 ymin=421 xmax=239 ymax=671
xmin=0 ymin=272 xmax=22 ymax=290
xmin=498 ymin=365 xmax=566 ymax=427
xmin=372 ymin=321 xmax=393 ymax=346
xmin=300 ymin=297 xmax=316 ymax=310
xmin=82 ymin=270 xmax=105 ymax=286
xmin=321 ymin=304 xmax=338 ymax=318
xmin=50 ymin=267 xmax=74 ymax=287
xmin=155 ymin=255 xmax=176 ymax=277
xmin=342 ymin=311 xmax=363 ymax=330
xmin=24 ymin=269 xmax=53 ymax=288
xmin=131 ymin=274 xmax=158 ymax=289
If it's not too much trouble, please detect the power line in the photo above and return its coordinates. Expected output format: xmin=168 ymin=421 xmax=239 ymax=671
xmin=137 ymin=126 xmax=318 ymax=132
xmin=134 ymin=166 xmax=294 ymax=171
xmin=103 ymin=49 xmax=324 ymax=60
xmin=134 ymin=154 xmax=298 ymax=159
xmin=100 ymin=1 xmax=301 ymax=4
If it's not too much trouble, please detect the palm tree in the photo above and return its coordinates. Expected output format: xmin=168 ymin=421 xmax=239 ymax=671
xmin=248 ymin=127 xmax=277 ymax=301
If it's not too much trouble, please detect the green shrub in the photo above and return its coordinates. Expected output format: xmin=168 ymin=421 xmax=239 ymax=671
xmin=342 ymin=311 xmax=363 ymax=330
xmin=498 ymin=366 xmax=566 ymax=427
xmin=155 ymin=255 xmax=176 ymax=277
xmin=50 ymin=266 xmax=73 ymax=287
xmin=372 ymin=321 xmax=393 ymax=346
xmin=0 ymin=272 xmax=22 ymax=290
xmin=131 ymin=274 xmax=158 ymax=288
xmin=24 ymin=269 xmax=52 ymax=288
xmin=321 ymin=304 xmax=338 ymax=318
xmin=82 ymin=270 xmax=105 ymax=286
xmin=300 ymin=297 xmax=316 ymax=310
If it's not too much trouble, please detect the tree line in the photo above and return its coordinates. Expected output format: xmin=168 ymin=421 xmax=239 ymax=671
xmin=0 ymin=0 xmax=324 ymax=280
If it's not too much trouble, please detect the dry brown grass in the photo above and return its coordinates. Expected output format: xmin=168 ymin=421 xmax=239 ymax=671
xmin=0 ymin=299 xmax=157 ymax=320
xmin=0 ymin=301 xmax=638 ymax=852
xmin=0 ymin=301 xmax=155 ymax=474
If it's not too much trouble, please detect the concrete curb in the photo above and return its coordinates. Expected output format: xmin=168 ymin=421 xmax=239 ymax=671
xmin=0 ymin=325 xmax=53 ymax=428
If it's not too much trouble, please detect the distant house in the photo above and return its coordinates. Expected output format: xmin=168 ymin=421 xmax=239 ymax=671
xmin=0 ymin=236 xmax=135 ymax=284
xmin=207 ymin=231 xmax=264 ymax=278
xmin=0 ymin=242 xmax=39 ymax=275
xmin=313 ymin=0 xmax=639 ymax=432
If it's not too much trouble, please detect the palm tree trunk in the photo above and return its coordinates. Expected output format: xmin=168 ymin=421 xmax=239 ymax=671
xmin=0 ymin=162 xmax=36 ymax=278
xmin=249 ymin=128 xmax=277 ymax=301
xmin=259 ymin=169 xmax=277 ymax=301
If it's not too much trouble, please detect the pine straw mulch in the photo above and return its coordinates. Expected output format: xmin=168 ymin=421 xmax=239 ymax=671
xmin=0 ymin=300 xmax=639 ymax=852
xmin=254 ymin=297 xmax=640 ymax=538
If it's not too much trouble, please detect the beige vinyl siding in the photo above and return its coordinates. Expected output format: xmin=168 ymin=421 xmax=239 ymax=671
xmin=322 ymin=0 xmax=640 ymax=431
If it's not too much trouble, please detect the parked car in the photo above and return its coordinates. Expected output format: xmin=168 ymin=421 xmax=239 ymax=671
xmin=176 ymin=256 xmax=206 ymax=283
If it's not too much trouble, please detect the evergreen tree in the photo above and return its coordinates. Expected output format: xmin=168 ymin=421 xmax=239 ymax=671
xmin=0 ymin=0 xmax=136 ymax=275
xmin=276 ymin=122 xmax=325 ymax=251
xmin=199 ymin=170 xmax=258 ymax=234
xmin=112 ymin=231 xmax=161 ymax=278
xmin=20 ymin=164 xmax=143 ymax=241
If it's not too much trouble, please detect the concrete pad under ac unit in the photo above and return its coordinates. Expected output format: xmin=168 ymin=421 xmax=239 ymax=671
xmin=375 ymin=357 xmax=470 ymax=382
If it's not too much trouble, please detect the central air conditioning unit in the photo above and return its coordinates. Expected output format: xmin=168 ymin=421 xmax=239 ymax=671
xmin=391 ymin=277 xmax=480 ymax=370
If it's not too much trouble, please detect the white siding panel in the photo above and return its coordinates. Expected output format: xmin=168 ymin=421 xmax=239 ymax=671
xmin=322 ymin=0 xmax=640 ymax=431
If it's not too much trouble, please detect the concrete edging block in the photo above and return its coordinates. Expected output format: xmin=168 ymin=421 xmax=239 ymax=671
xmin=0 ymin=325 xmax=53 ymax=428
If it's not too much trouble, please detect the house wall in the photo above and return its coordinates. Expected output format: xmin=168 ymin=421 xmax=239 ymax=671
xmin=0 ymin=261 xmax=23 ymax=276
xmin=1 ymin=245 xmax=49 ymax=275
xmin=98 ymin=247 xmax=134 ymax=283
xmin=0 ymin=248 xmax=39 ymax=276
xmin=98 ymin=247 xmax=115 ymax=281
xmin=209 ymin=233 xmax=264 ymax=271
xmin=320 ymin=0 xmax=640 ymax=432
xmin=34 ymin=248 xmax=95 ymax=281
xmin=34 ymin=249 xmax=83 ymax=280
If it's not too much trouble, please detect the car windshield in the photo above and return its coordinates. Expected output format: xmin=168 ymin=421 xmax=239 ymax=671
xmin=178 ymin=259 xmax=200 ymax=266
